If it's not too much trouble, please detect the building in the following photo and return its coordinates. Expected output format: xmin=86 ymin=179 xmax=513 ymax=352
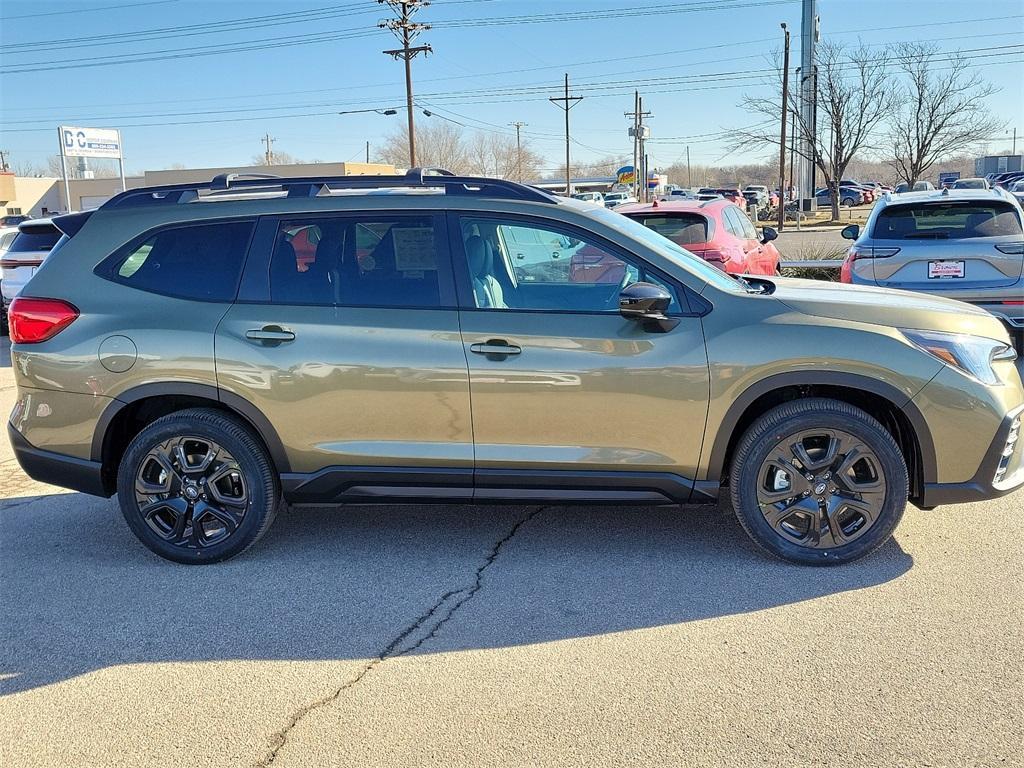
xmin=0 ymin=161 xmax=396 ymax=218
xmin=975 ymin=154 xmax=1024 ymax=176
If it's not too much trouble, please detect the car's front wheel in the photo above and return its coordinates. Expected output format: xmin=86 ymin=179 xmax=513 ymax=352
xmin=117 ymin=408 xmax=281 ymax=564
xmin=729 ymin=398 xmax=908 ymax=565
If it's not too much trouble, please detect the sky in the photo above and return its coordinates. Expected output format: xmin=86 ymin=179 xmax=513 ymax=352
xmin=1 ymin=0 xmax=1022 ymax=178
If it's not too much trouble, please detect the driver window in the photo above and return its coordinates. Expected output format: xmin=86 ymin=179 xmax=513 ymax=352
xmin=459 ymin=216 xmax=679 ymax=313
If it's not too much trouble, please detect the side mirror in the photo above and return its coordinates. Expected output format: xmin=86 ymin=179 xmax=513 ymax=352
xmin=619 ymin=282 xmax=678 ymax=332
xmin=841 ymin=224 xmax=860 ymax=240
xmin=760 ymin=226 xmax=778 ymax=244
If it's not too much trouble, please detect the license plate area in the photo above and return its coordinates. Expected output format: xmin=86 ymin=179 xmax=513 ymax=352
xmin=928 ymin=260 xmax=965 ymax=279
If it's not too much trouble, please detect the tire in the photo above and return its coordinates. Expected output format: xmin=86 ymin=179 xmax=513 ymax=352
xmin=842 ymin=197 xmax=855 ymax=207
xmin=728 ymin=398 xmax=908 ymax=566
xmin=117 ymin=408 xmax=281 ymax=564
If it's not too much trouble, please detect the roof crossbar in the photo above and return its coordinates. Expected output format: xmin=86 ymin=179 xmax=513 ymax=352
xmin=102 ymin=167 xmax=556 ymax=209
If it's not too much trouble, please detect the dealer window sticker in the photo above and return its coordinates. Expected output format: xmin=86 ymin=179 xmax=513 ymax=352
xmin=392 ymin=227 xmax=437 ymax=272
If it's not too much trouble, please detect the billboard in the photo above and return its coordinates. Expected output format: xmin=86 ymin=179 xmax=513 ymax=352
xmin=59 ymin=126 xmax=122 ymax=159
xmin=616 ymin=165 xmax=636 ymax=185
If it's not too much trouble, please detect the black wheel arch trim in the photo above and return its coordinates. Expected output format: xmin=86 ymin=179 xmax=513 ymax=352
xmin=91 ymin=382 xmax=291 ymax=474
xmin=705 ymin=370 xmax=937 ymax=487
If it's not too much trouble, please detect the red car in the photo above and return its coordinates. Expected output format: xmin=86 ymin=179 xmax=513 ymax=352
xmin=616 ymin=199 xmax=781 ymax=275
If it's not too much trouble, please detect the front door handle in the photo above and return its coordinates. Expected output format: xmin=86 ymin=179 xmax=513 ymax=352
xmin=470 ymin=339 xmax=522 ymax=357
xmin=245 ymin=325 xmax=296 ymax=345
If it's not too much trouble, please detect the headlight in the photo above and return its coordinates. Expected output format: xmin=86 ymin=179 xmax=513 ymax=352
xmin=901 ymin=329 xmax=1016 ymax=386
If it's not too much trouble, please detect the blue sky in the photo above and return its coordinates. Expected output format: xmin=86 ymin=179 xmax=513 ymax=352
xmin=1 ymin=0 xmax=1022 ymax=176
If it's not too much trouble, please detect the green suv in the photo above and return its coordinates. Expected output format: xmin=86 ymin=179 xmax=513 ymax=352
xmin=7 ymin=170 xmax=1024 ymax=565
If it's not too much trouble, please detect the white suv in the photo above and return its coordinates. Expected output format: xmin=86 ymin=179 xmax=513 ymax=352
xmin=1 ymin=219 xmax=63 ymax=311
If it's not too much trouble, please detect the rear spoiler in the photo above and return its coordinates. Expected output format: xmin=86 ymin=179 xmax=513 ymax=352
xmin=52 ymin=210 xmax=94 ymax=238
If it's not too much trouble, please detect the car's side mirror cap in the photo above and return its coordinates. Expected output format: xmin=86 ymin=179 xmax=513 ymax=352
xmin=760 ymin=226 xmax=778 ymax=244
xmin=841 ymin=224 xmax=860 ymax=240
xmin=619 ymin=282 xmax=679 ymax=332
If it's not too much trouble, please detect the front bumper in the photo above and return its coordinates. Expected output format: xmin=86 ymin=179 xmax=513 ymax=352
xmin=920 ymin=403 xmax=1024 ymax=506
xmin=8 ymin=423 xmax=110 ymax=497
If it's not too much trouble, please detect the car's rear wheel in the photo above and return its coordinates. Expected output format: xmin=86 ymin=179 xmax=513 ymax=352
xmin=117 ymin=408 xmax=280 ymax=564
xmin=842 ymin=197 xmax=855 ymax=207
xmin=729 ymin=398 xmax=908 ymax=565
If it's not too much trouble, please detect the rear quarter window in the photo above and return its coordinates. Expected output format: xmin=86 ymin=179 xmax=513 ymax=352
xmin=873 ymin=202 xmax=1023 ymax=240
xmin=100 ymin=220 xmax=255 ymax=301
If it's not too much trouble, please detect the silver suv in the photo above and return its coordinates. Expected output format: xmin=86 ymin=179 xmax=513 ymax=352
xmin=840 ymin=188 xmax=1024 ymax=350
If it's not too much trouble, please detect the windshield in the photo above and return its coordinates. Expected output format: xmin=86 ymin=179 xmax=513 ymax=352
xmin=9 ymin=228 xmax=61 ymax=253
xmin=585 ymin=206 xmax=742 ymax=292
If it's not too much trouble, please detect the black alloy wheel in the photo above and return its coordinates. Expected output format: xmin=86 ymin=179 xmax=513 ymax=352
xmin=118 ymin=408 xmax=280 ymax=564
xmin=729 ymin=398 xmax=908 ymax=565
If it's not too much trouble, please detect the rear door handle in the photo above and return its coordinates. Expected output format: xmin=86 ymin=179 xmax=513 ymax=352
xmin=470 ymin=339 xmax=522 ymax=357
xmin=245 ymin=325 xmax=295 ymax=344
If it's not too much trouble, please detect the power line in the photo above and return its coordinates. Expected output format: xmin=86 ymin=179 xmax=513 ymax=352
xmin=0 ymin=0 xmax=180 ymax=22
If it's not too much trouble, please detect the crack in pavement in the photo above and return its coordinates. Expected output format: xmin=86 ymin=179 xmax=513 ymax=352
xmin=256 ymin=506 xmax=545 ymax=767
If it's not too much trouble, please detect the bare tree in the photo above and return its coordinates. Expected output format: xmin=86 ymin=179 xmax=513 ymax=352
xmin=249 ymin=150 xmax=302 ymax=166
xmin=736 ymin=41 xmax=893 ymax=219
xmin=45 ymin=154 xmax=119 ymax=179
xmin=886 ymin=43 xmax=1002 ymax=186
xmin=467 ymin=132 xmax=546 ymax=180
xmin=10 ymin=159 xmax=50 ymax=177
xmin=378 ymin=121 xmax=472 ymax=173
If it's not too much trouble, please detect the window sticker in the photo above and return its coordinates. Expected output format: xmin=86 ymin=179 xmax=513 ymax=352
xmin=392 ymin=227 xmax=437 ymax=271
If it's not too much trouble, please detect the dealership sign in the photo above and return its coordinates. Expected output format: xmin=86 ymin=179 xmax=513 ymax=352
xmin=616 ymin=165 xmax=636 ymax=185
xmin=59 ymin=125 xmax=122 ymax=159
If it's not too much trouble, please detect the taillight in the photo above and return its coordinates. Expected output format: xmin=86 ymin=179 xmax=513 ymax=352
xmin=8 ymin=297 xmax=79 ymax=344
xmin=841 ymin=246 xmax=900 ymax=283
xmin=994 ymin=243 xmax=1024 ymax=255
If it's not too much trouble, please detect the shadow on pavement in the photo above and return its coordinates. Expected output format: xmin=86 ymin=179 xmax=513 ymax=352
xmin=0 ymin=493 xmax=912 ymax=694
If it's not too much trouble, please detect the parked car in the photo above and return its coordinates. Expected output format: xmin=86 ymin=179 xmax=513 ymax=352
xmin=993 ymin=172 xmax=1024 ymax=190
xmin=0 ymin=226 xmax=22 ymax=334
xmin=839 ymin=180 xmax=876 ymax=203
xmin=0 ymin=218 xmax=62 ymax=316
xmin=893 ymin=181 xmax=935 ymax=194
xmin=603 ymin=191 xmax=638 ymax=208
xmin=1009 ymin=180 xmax=1024 ymax=206
xmin=572 ymin=191 xmax=604 ymax=204
xmin=815 ymin=187 xmax=865 ymax=207
xmin=617 ymin=199 xmax=781 ymax=275
xmin=660 ymin=188 xmax=696 ymax=201
xmin=0 ymin=214 xmax=30 ymax=228
xmin=952 ymin=178 xmax=990 ymax=190
xmin=840 ymin=187 xmax=1024 ymax=352
xmin=8 ymin=170 xmax=1024 ymax=566
xmin=743 ymin=185 xmax=779 ymax=209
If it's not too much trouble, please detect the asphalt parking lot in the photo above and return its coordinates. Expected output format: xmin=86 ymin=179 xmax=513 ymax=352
xmin=2 ymin=341 xmax=1022 ymax=768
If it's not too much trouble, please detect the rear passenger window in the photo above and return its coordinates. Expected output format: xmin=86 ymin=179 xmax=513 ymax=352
xmin=873 ymin=202 xmax=1023 ymax=239
xmin=107 ymin=221 xmax=254 ymax=301
xmin=269 ymin=215 xmax=444 ymax=307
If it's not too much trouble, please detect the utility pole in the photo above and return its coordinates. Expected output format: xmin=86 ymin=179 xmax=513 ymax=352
xmin=379 ymin=0 xmax=431 ymax=168
xmin=778 ymin=22 xmax=790 ymax=230
xmin=0 ymin=149 xmax=9 ymax=172
xmin=550 ymin=73 xmax=582 ymax=195
xmin=262 ymin=133 xmax=275 ymax=166
xmin=625 ymin=93 xmax=652 ymax=199
xmin=366 ymin=141 xmax=370 ymax=163
xmin=509 ymin=121 xmax=527 ymax=182
xmin=631 ymin=91 xmax=639 ymax=199
xmin=686 ymin=145 xmax=691 ymax=188
xmin=1013 ymin=128 xmax=1017 ymax=155
xmin=788 ymin=105 xmax=796 ymax=202
xmin=798 ymin=0 xmax=819 ymax=211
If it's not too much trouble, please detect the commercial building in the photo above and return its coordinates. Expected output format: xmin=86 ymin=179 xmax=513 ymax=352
xmin=1 ymin=161 xmax=396 ymax=217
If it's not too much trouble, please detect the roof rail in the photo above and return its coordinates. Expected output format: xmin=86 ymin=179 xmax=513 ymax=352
xmin=101 ymin=168 xmax=557 ymax=209
xmin=211 ymin=172 xmax=281 ymax=191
